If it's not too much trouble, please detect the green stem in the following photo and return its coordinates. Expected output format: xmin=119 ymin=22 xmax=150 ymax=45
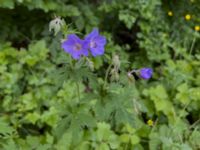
xmin=103 ymin=63 xmax=112 ymax=88
xmin=124 ymin=143 xmax=128 ymax=150
xmin=76 ymin=81 xmax=80 ymax=101
xmin=190 ymin=118 xmax=200 ymax=129
xmin=178 ymin=101 xmax=191 ymax=118
xmin=69 ymin=57 xmax=81 ymax=102
xmin=189 ymin=37 xmax=196 ymax=55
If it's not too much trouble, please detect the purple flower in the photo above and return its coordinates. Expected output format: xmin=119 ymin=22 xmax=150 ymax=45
xmin=85 ymin=28 xmax=106 ymax=57
xmin=62 ymin=34 xmax=88 ymax=59
xmin=139 ymin=68 xmax=153 ymax=80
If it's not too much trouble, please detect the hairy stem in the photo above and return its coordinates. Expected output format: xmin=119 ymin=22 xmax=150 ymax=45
xmin=104 ymin=63 xmax=112 ymax=88
xmin=76 ymin=81 xmax=80 ymax=102
xmin=189 ymin=37 xmax=196 ymax=55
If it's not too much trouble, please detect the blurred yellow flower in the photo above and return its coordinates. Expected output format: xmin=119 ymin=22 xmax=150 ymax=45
xmin=168 ymin=11 xmax=173 ymax=16
xmin=195 ymin=25 xmax=200 ymax=31
xmin=185 ymin=14 xmax=191 ymax=20
xmin=147 ymin=119 xmax=154 ymax=126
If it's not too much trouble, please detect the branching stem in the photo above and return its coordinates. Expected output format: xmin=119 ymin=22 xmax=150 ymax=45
xmin=104 ymin=63 xmax=112 ymax=88
xmin=189 ymin=37 xmax=196 ymax=55
xmin=76 ymin=81 xmax=80 ymax=102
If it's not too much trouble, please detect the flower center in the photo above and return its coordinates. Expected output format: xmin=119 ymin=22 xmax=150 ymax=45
xmin=74 ymin=43 xmax=82 ymax=51
xmin=90 ymin=41 xmax=97 ymax=48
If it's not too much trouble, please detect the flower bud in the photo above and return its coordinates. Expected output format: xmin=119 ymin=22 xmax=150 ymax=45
xmin=139 ymin=68 xmax=153 ymax=80
xmin=49 ymin=17 xmax=65 ymax=35
xmin=112 ymin=54 xmax=120 ymax=70
xmin=111 ymin=68 xmax=119 ymax=81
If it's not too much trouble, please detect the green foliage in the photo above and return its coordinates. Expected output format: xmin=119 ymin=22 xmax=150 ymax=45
xmin=0 ymin=0 xmax=200 ymax=149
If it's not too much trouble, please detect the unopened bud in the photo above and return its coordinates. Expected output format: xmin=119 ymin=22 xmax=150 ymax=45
xmin=139 ymin=68 xmax=153 ymax=80
xmin=111 ymin=68 xmax=119 ymax=81
xmin=49 ymin=17 xmax=65 ymax=35
xmin=112 ymin=54 xmax=120 ymax=70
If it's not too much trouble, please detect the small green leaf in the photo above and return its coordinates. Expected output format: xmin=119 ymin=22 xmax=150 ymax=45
xmin=25 ymin=112 xmax=40 ymax=124
xmin=97 ymin=143 xmax=109 ymax=150
xmin=130 ymin=135 xmax=140 ymax=145
xmin=120 ymin=134 xmax=130 ymax=143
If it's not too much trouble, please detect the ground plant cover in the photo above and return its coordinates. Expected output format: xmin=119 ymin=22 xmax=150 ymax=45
xmin=0 ymin=0 xmax=200 ymax=149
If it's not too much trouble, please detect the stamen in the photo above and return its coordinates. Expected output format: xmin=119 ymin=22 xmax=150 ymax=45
xmin=90 ymin=41 xmax=97 ymax=48
xmin=74 ymin=43 xmax=82 ymax=51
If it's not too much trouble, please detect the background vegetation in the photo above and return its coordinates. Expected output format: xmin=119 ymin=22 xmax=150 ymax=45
xmin=0 ymin=0 xmax=200 ymax=149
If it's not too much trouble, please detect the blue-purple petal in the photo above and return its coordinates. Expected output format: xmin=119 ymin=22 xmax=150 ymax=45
xmin=90 ymin=46 xmax=105 ymax=57
xmin=84 ymin=28 xmax=106 ymax=57
xmin=61 ymin=34 xmax=88 ymax=59
xmin=85 ymin=28 xmax=99 ymax=40
xmin=139 ymin=68 xmax=153 ymax=79
xmin=94 ymin=36 xmax=106 ymax=46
